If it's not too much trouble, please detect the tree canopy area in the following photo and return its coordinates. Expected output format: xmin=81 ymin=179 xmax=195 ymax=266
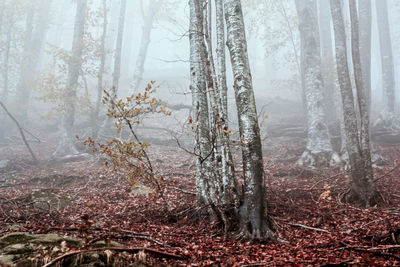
xmin=0 ymin=0 xmax=400 ymax=266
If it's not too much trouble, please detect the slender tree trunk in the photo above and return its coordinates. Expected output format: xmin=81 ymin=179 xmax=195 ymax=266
xmin=330 ymin=0 xmax=375 ymax=207
xmin=295 ymin=0 xmax=340 ymax=167
xmin=318 ymin=0 xmax=336 ymax=122
xmin=224 ymin=0 xmax=273 ymax=240
xmin=91 ymin=0 xmax=108 ymax=139
xmin=189 ymin=0 xmax=215 ymax=214
xmin=358 ymin=0 xmax=372 ymax=114
xmin=17 ymin=0 xmax=52 ymax=121
xmin=130 ymin=0 xmax=163 ymax=92
xmin=349 ymin=0 xmax=374 ymax=189
xmin=375 ymin=0 xmax=397 ymax=128
xmin=113 ymin=0 xmax=127 ymax=91
xmin=53 ymin=0 xmax=87 ymax=157
xmin=215 ymin=0 xmax=237 ymax=207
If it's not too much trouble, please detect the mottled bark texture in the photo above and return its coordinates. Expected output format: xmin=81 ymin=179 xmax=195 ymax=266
xmin=224 ymin=0 xmax=273 ymax=240
xmin=189 ymin=0 xmax=215 ymax=214
xmin=330 ymin=0 xmax=375 ymax=207
xmin=375 ymin=0 xmax=397 ymax=128
xmin=130 ymin=0 xmax=163 ymax=93
xmin=215 ymin=0 xmax=238 ymax=208
xmin=53 ymin=0 xmax=87 ymax=157
xmin=295 ymin=0 xmax=340 ymax=167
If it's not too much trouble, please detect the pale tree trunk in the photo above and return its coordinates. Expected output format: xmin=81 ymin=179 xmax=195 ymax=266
xmin=215 ymin=0 xmax=237 ymax=207
xmin=53 ymin=0 xmax=87 ymax=157
xmin=318 ymin=0 xmax=336 ymax=122
xmin=349 ymin=0 xmax=373 ymax=185
xmin=130 ymin=0 xmax=163 ymax=93
xmin=17 ymin=0 xmax=52 ymax=121
xmin=375 ymin=0 xmax=397 ymax=128
xmin=330 ymin=0 xmax=375 ymax=207
xmin=112 ymin=0 xmax=127 ymax=91
xmin=224 ymin=0 xmax=273 ymax=240
xmin=295 ymin=0 xmax=340 ymax=167
xmin=0 ymin=10 xmax=14 ymax=141
xmin=91 ymin=0 xmax=108 ymax=139
xmin=0 ymin=0 xmax=3 ymax=140
xmin=358 ymin=0 xmax=372 ymax=113
xmin=189 ymin=0 xmax=215 ymax=215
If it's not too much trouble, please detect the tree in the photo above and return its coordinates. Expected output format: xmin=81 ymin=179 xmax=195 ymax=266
xmin=318 ymin=0 xmax=337 ymax=122
xmin=130 ymin=0 xmax=163 ymax=93
xmin=295 ymin=0 xmax=340 ymax=167
xmin=330 ymin=0 xmax=375 ymax=207
xmin=53 ymin=0 xmax=87 ymax=157
xmin=91 ymin=0 xmax=108 ymax=139
xmin=17 ymin=0 xmax=52 ymax=121
xmin=375 ymin=0 xmax=397 ymax=128
xmin=224 ymin=0 xmax=273 ymax=240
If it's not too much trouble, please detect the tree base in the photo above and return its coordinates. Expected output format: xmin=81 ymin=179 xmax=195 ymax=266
xmin=343 ymin=187 xmax=378 ymax=208
xmin=297 ymin=150 xmax=341 ymax=168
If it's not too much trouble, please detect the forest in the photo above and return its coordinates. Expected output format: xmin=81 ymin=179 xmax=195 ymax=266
xmin=0 ymin=0 xmax=400 ymax=266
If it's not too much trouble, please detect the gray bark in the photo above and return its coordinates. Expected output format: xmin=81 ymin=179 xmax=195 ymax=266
xmin=130 ymin=0 xmax=163 ymax=93
xmin=53 ymin=0 xmax=87 ymax=157
xmin=224 ymin=0 xmax=273 ymax=240
xmin=295 ymin=0 xmax=340 ymax=167
xmin=330 ymin=0 xmax=375 ymax=207
xmin=215 ymin=0 xmax=237 ymax=207
xmin=375 ymin=0 xmax=397 ymax=127
xmin=189 ymin=0 xmax=214 ymax=211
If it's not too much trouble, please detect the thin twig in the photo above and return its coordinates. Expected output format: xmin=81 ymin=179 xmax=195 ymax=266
xmin=289 ymin=223 xmax=331 ymax=234
xmin=0 ymin=100 xmax=37 ymax=163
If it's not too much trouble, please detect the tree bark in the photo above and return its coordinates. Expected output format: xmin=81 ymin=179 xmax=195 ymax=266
xmin=53 ymin=0 xmax=87 ymax=157
xmin=224 ymin=0 xmax=273 ymax=240
xmin=295 ymin=0 xmax=340 ymax=167
xmin=113 ymin=0 xmax=127 ymax=91
xmin=189 ymin=0 xmax=215 ymax=213
xmin=375 ymin=0 xmax=397 ymax=128
xmin=330 ymin=0 xmax=375 ymax=207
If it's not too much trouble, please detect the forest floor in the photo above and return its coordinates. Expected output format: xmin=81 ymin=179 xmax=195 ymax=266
xmin=0 ymin=134 xmax=400 ymax=266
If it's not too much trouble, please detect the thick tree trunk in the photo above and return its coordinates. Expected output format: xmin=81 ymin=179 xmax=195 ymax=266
xmin=53 ymin=0 xmax=87 ymax=157
xmin=295 ymin=0 xmax=340 ymax=167
xmin=130 ymin=0 xmax=163 ymax=93
xmin=224 ymin=0 xmax=273 ymax=240
xmin=375 ymin=0 xmax=397 ymax=128
xmin=330 ymin=0 xmax=375 ymax=207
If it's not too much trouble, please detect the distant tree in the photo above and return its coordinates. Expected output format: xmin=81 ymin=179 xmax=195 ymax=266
xmin=53 ymin=0 xmax=87 ymax=157
xmin=130 ymin=0 xmax=163 ymax=93
xmin=91 ymin=0 xmax=108 ymax=139
xmin=112 ymin=0 xmax=127 ymax=92
xmin=375 ymin=0 xmax=397 ymax=128
xmin=17 ymin=0 xmax=52 ymax=121
xmin=318 ymin=0 xmax=337 ymax=122
xmin=295 ymin=0 xmax=340 ymax=167
xmin=330 ymin=0 xmax=375 ymax=207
